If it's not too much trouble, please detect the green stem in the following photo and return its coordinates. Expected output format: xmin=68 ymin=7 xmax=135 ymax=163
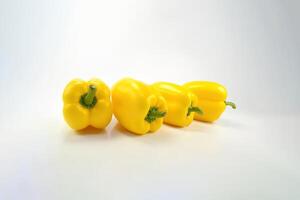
xmin=80 ymin=85 xmax=97 ymax=109
xmin=145 ymin=107 xmax=166 ymax=123
xmin=187 ymin=106 xmax=203 ymax=116
xmin=224 ymin=101 xmax=236 ymax=109
xmin=84 ymin=85 xmax=96 ymax=105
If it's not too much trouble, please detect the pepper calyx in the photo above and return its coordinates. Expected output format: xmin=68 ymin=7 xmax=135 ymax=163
xmin=145 ymin=107 xmax=166 ymax=123
xmin=187 ymin=106 xmax=203 ymax=116
xmin=80 ymin=85 xmax=97 ymax=109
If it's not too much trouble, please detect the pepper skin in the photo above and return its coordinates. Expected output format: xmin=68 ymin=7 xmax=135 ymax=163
xmin=63 ymin=78 xmax=112 ymax=130
xmin=152 ymin=82 xmax=202 ymax=127
xmin=183 ymin=81 xmax=236 ymax=122
xmin=112 ymin=78 xmax=167 ymax=135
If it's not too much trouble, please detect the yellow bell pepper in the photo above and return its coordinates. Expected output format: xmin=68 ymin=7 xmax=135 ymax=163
xmin=63 ymin=78 xmax=112 ymax=130
xmin=152 ymin=82 xmax=203 ymax=127
xmin=183 ymin=81 xmax=236 ymax=122
xmin=112 ymin=78 xmax=167 ymax=135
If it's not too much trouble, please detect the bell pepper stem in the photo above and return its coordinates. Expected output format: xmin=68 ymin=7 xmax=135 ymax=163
xmin=80 ymin=85 xmax=98 ymax=109
xmin=145 ymin=107 xmax=166 ymax=123
xmin=84 ymin=85 xmax=97 ymax=105
xmin=187 ymin=106 xmax=203 ymax=116
xmin=224 ymin=101 xmax=236 ymax=109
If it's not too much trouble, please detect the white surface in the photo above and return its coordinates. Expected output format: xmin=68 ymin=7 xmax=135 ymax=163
xmin=1 ymin=112 xmax=300 ymax=200
xmin=1 ymin=0 xmax=300 ymax=199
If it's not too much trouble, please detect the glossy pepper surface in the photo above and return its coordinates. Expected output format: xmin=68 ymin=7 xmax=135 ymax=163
xmin=112 ymin=78 xmax=167 ymax=135
xmin=63 ymin=79 xmax=112 ymax=130
xmin=183 ymin=81 xmax=236 ymax=122
xmin=152 ymin=82 xmax=202 ymax=127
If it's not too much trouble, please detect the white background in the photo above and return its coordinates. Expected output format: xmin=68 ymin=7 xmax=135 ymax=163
xmin=0 ymin=0 xmax=300 ymax=199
